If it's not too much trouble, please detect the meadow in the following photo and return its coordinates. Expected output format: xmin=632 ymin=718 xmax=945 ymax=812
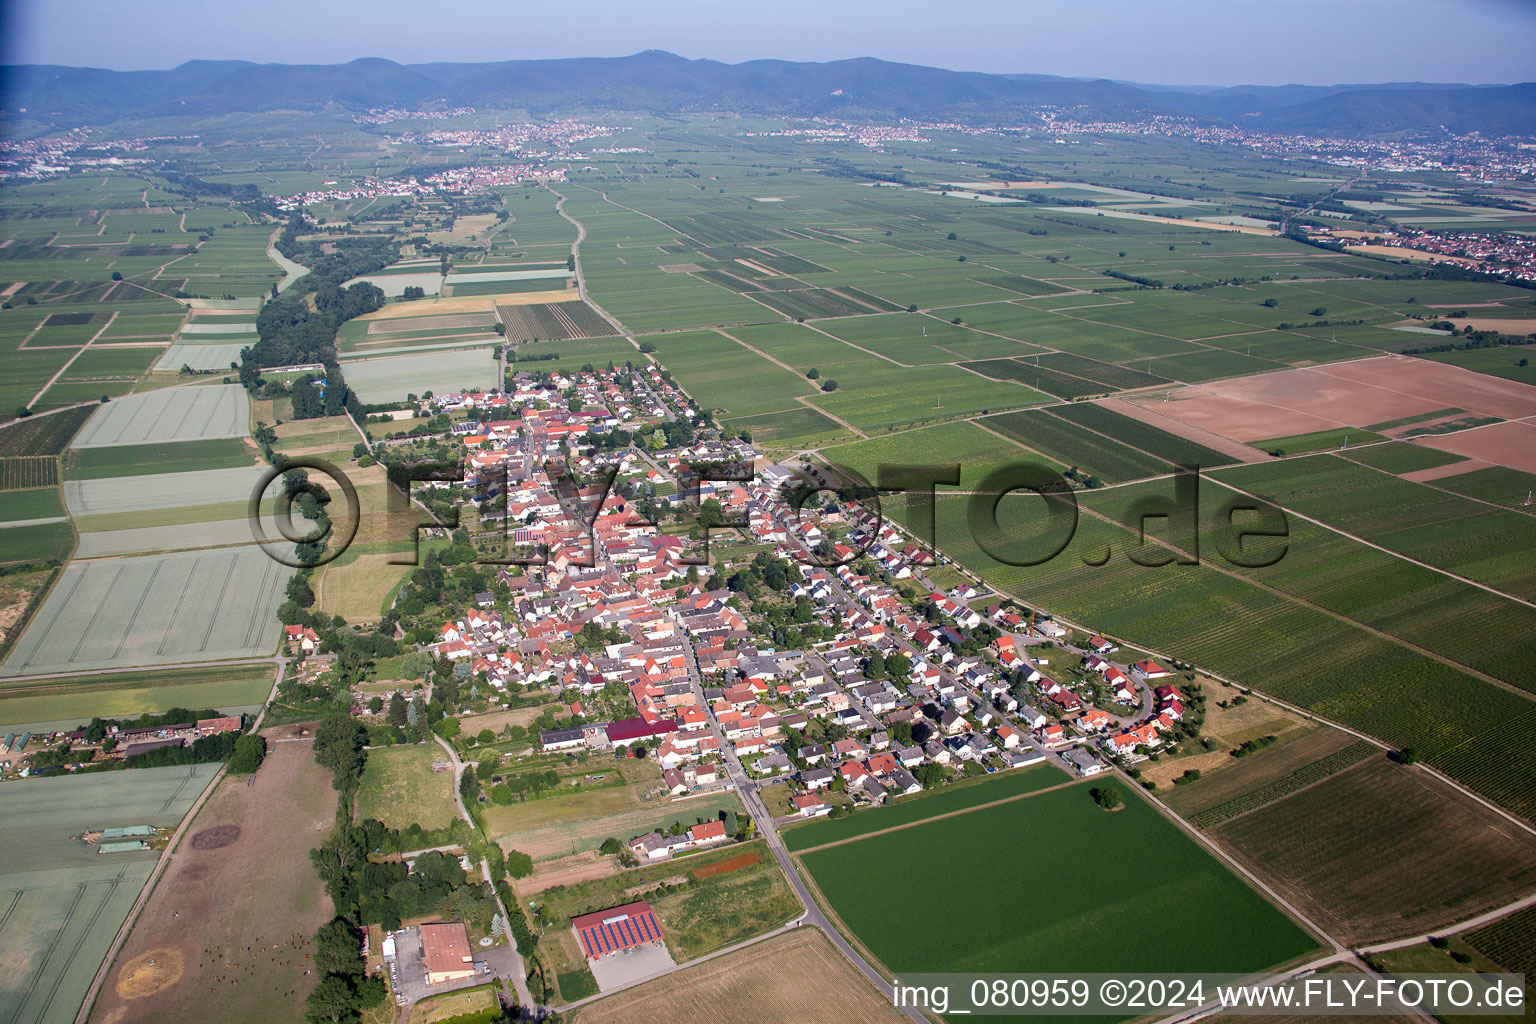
xmin=354 ymin=742 xmax=457 ymax=831
xmin=0 ymin=663 xmax=274 ymax=733
xmin=799 ymin=782 xmax=1317 ymax=979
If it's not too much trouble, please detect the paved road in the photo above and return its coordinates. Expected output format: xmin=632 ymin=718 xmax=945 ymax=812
xmin=672 ymin=630 xmax=927 ymax=1024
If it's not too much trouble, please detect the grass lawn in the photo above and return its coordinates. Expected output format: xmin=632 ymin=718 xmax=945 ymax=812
xmin=483 ymin=766 xmax=744 ymax=862
xmin=799 ymin=781 xmax=1318 ymax=978
xmin=355 ymin=742 xmax=457 ymax=831
xmin=408 ymin=984 xmax=499 ymax=1024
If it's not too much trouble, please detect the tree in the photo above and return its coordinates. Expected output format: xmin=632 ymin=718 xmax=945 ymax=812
xmin=228 ymin=733 xmax=267 ymax=773
xmin=313 ymin=918 xmax=365 ymax=977
xmin=304 ymin=974 xmax=362 ymax=1024
xmin=638 ymin=340 xmax=656 ymax=353
xmin=1091 ymin=786 xmax=1124 ymax=811
xmin=599 ymin=837 xmax=622 ymax=856
xmin=820 ymin=380 xmax=838 ymax=392
xmin=1262 ymin=298 xmax=1278 ymax=308
xmin=314 ymin=715 xmax=368 ymax=790
xmin=887 ymin=652 xmax=911 ymax=677
xmin=806 ymin=368 xmax=819 ymax=379
xmin=1395 ymin=747 xmax=1418 ymax=765
xmin=387 ymin=692 xmax=408 ymax=728
xmin=506 ymin=849 xmax=534 ymax=878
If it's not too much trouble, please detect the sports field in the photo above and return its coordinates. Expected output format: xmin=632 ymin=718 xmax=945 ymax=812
xmin=2 ymin=546 xmax=289 ymax=675
xmin=798 ymin=780 xmax=1317 ymax=980
xmin=0 ymin=764 xmax=220 ymax=1024
xmin=69 ymin=385 xmax=249 ymax=448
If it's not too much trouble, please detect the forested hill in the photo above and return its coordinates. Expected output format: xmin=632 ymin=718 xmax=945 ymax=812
xmin=3 ymin=50 xmax=1532 ymax=136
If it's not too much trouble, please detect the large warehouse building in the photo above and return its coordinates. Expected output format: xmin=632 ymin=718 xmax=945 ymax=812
xmin=571 ymin=900 xmax=664 ymax=959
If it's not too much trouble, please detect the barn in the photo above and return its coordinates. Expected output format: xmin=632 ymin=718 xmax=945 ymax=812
xmin=571 ymin=900 xmax=664 ymax=959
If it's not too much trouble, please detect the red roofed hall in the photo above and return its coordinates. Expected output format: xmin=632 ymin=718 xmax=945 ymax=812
xmin=572 ymin=900 xmax=664 ymax=958
xmin=419 ymin=922 xmax=475 ymax=984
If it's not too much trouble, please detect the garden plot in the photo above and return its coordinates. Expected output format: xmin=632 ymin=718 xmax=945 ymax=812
xmin=65 ymin=465 xmax=267 ymax=516
xmin=343 ymin=348 xmax=499 ymax=403
xmin=1 ymin=545 xmax=289 ymax=675
xmin=70 ymin=384 xmax=249 ymax=448
xmin=156 ymin=343 xmax=246 ymax=372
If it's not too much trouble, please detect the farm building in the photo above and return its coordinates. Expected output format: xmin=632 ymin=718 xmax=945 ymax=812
xmin=572 ymin=900 xmax=664 ymax=959
xmin=419 ymin=922 xmax=475 ymax=985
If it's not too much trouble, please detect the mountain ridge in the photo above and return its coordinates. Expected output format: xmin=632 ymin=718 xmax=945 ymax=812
xmin=3 ymin=50 xmax=1531 ymax=136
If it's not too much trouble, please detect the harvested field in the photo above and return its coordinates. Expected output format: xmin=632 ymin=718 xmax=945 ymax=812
xmin=1090 ymin=397 xmax=1266 ymax=464
xmin=90 ymin=739 xmax=337 ymax=1024
xmin=70 ymin=385 xmax=248 ymax=448
xmin=366 ymin=313 xmax=494 ymax=334
xmin=1140 ymin=691 xmax=1325 ymax=793
xmin=690 ymin=850 xmax=761 ymax=879
xmin=1210 ymin=757 xmax=1536 ymax=944
xmin=520 ymin=851 xmax=617 ymax=894
xmin=566 ymin=929 xmax=900 ymax=1024
xmin=314 ymin=551 xmax=411 ymax=623
xmin=2 ymin=546 xmax=289 ymax=675
xmin=1416 ymin=419 xmax=1536 ymax=474
xmin=73 ymin=519 xmax=256 ymax=557
xmin=482 ymin=776 xmax=743 ymax=863
xmin=1134 ymin=357 xmax=1536 ymax=444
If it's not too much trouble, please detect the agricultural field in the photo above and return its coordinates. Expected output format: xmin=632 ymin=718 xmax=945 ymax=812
xmin=798 ymin=781 xmax=1317 ymax=981
xmin=566 ymin=929 xmax=900 ymax=1024
xmin=0 ymin=663 xmax=274 ymax=734
xmin=64 ymin=464 xmax=268 ymax=516
xmin=69 ymin=384 xmax=249 ymax=448
xmin=984 ymin=408 xmax=1171 ymax=483
xmin=90 ymin=738 xmax=337 ymax=1024
xmin=918 ymin=492 xmax=1536 ymax=819
xmin=1 ymin=545 xmax=289 ymax=675
xmin=1432 ymin=465 xmax=1536 ymax=509
xmin=1047 ymin=400 xmax=1243 ymax=467
xmin=0 ymin=406 xmax=95 ymax=455
xmin=63 ymin=437 xmax=257 ymax=480
xmin=354 ymin=742 xmax=457 ymax=831
xmin=1209 ymin=757 xmax=1536 ymax=944
xmin=342 ymin=348 xmax=500 ymax=403
xmin=481 ymin=758 xmax=744 ymax=862
xmin=644 ymin=330 xmax=817 ymax=418
xmin=783 ymin=765 xmax=1066 ymax=852
xmin=0 ymin=764 xmax=220 ymax=1024
xmin=820 ymin=419 xmax=1049 ymax=491
xmin=1211 ymin=455 xmax=1536 ymax=601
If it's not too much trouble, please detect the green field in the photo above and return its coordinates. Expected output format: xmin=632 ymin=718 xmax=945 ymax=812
xmin=1342 ymin=442 xmax=1468 ymax=475
xmin=0 ymin=664 xmax=274 ymax=733
xmin=355 ymin=742 xmax=457 ymax=831
xmin=985 ymin=408 xmax=1171 ymax=483
xmin=1253 ymin=427 xmax=1387 ymax=455
xmin=799 ymin=782 xmax=1317 ymax=978
xmin=783 ymin=764 xmax=1063 ymax=852
xmin=63 ymin=437 xmax=255 ymax=479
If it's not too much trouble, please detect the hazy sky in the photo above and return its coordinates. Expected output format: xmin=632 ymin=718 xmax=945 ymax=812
xmin=5 ymin=0 xmax=1534 ymax=85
